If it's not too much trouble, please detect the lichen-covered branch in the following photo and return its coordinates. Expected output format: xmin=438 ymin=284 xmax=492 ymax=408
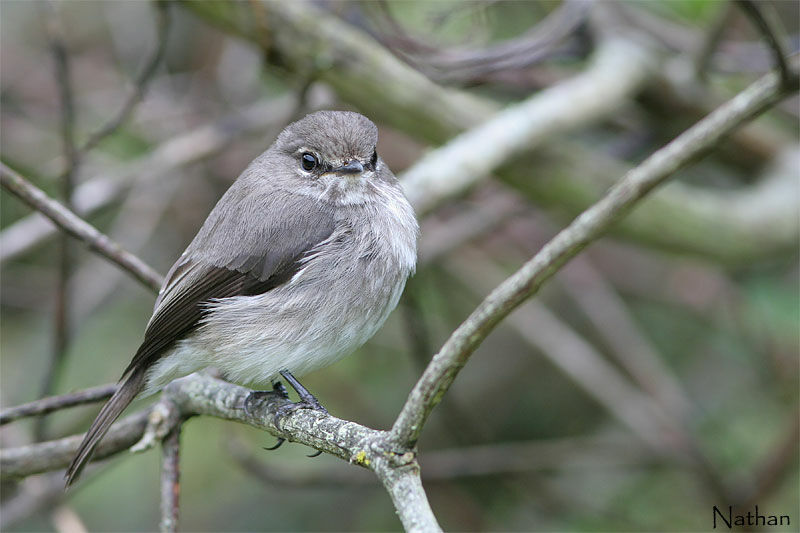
xmin=162 ymin=376 xmax=435 ymax=532
xmin=0 ymin=374 xmax=441 ymax=531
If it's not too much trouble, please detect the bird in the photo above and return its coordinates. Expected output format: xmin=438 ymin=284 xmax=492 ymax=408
xmin=65 ymin=110 xmax=418 ymax=487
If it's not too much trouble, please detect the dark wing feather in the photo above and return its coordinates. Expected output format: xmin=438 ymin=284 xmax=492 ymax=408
xmin=124 ymin=184 xmax=338 ymax=379
xmin=120 ymin=257 xmax=301 ymax=378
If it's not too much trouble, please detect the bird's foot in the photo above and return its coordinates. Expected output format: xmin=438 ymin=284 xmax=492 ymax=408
xmin=243 ymin=382 xmax=291 ymax=451
xmin=243 ymin=380 xmax=290 ymax=418
xmin=244 ymin=371 xmax=327 ymax=456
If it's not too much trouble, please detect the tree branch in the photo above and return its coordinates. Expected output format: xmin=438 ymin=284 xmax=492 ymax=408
xmin=0 ymin=163 xmax=163 ymax=292
xmin=0 ymin=384 xmax=116 ymax=426
xmin=162 ymin=376 xmax=438 ymax=532
xmin=389 ymin=69 xmax=796 ymax=448
xmin=80 ymin=1 xmax=171 ymax=153
xmin=0 ymin=374 xmax=441 ymax=531
xmin=41 ymin=0 xmax=81 ymax=441
xmin=159 ymin=423 xmax=181 ymax=533
xmin=734 ymin=0 xmax=796 ymax=90
xmin=0 ymin=410 xmax=149 ymax=479
xmin=400 ymin=36 xmax=654 ymax=214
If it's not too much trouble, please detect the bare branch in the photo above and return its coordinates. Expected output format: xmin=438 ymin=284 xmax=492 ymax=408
xmin=448 ymin=250 xmax=672 ymax=453
xmin=734 ymin=0 xmax=796 ymax=89
xmin=400 ymin=36 xmax=655 ymax=214
xmin=0 ymin=384 xmax=116 ymax=426
xmin=693 ymin=2 xmax=735 ymax=80
xmin=381 ymin=0 xmax=589 ymax=84
xmin=0 ymin=163 xmax=164 ymax=292
xmin=169 ymin=377 xmax=440 ymax=532
xmin=71 ymin=172 xmax=185 ymax=323
xmin=80 ymin=1 xmax=171 ymax=153
xmin=556 ymin=258 xmax=692 ymax=419
xmin=0 ymin=410 xmax=149 ymax=479
xmin=374 ymin=460 xmax=440 ymax=533
xmin=41 ymin=0 xmax=81 ymax=440
xmin=159 ymin=424 xmax=181 ymax=533
xmin=390 ymin=69 xmax=796 ymax=448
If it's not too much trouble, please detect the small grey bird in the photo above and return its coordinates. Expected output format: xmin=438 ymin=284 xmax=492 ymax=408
xmin=65 ymin=111 xmax=418 ymax=486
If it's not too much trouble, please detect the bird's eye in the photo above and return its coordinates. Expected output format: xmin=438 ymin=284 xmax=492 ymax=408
xmin=370 ymin=149 xmax=378 ymax=168
xmin=301 ymin=153 xmax=318 ymax=171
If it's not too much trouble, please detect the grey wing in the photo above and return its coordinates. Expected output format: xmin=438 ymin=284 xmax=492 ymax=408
xmin=121 ymin=186 xmax=337 ymax=379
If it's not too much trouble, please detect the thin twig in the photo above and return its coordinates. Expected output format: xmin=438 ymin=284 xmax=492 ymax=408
xmin=556 ymin=257 xmax=692 ymax=419
xmin=379 ymin=0 xmax=589 ymax=83
xmin=734 ymin=0 xmax=795 ymax=89
xmin=0 ymin=384 xmax=117 ymax=426
xmin=390 ymin=69 xmax=796 ymax=448
xmin=40 ymin=0 xmax=81 ymax=441
xmin=80 ymin=1 xmax=171 ymax=153
xmin=159 ymin=423 xmax=181 ymax=533
xmin=693 ymin=2 xmax=735 ymax=80
xmin=71 ymin=172 xmax=184 ymax=324
xmin=0 ymin=163 xmax=163 ymax=292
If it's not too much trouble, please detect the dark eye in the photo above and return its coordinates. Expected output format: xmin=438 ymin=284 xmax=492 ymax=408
xmin=370 ymin=149 xmax=378 ymax=168
xmin=301 ymin=153 xmax=318 ymax=171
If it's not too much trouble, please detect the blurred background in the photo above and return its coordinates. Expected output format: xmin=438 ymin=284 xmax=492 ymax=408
xmin=1 ymin=1 xmax=798 ymax=531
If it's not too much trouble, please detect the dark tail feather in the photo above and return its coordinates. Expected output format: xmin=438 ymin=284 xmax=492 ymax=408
xmin=64 ymin=369 xmax=146 ymax=488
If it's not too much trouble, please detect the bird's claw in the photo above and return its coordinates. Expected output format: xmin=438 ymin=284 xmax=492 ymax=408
xmin=264 ymin=437 xmax=286 ymax=451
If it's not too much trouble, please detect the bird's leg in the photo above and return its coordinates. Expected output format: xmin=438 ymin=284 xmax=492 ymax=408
xmin=277 ymin=370 xmax=328 ymax=458
xmin=278 ymin=370 xmax=329 ymax=415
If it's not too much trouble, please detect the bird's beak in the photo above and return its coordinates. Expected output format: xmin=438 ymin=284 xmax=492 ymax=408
xmin=333 ymin=160 xmax=364 ymax=176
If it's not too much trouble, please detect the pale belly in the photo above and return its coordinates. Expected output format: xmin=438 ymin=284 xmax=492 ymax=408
xmin=143 ymin=265 xmax=407 ymax=393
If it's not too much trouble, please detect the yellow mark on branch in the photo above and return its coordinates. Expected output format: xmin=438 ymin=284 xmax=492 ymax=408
xmin=353 ymin=450 xmax=370 ymax=466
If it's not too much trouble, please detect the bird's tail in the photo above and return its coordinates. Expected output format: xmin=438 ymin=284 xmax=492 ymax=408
xmin=64 ymin=368 xmax=146 ymax=488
